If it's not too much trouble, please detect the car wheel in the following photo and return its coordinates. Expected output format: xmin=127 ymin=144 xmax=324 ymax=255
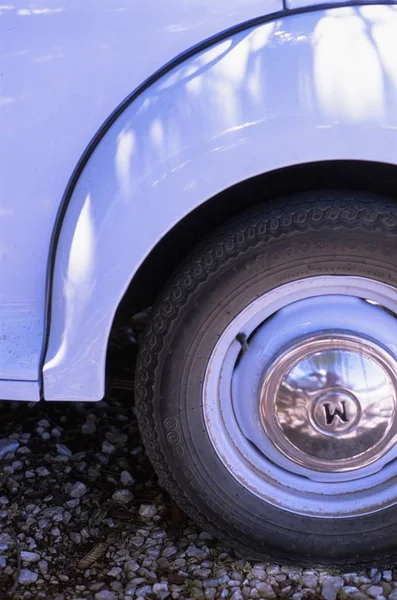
xmin=135 ymin=191 xmax=397 ymax=565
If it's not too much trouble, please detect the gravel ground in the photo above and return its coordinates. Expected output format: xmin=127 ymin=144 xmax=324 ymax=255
xmin=1 ymin=395 xmax=397 ymax=600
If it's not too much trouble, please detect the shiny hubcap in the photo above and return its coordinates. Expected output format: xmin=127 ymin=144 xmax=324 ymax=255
xmin=260 ymin=333 xmax=397 ymax=472
xmin=203 ymin=276 xmax=397 ymax=517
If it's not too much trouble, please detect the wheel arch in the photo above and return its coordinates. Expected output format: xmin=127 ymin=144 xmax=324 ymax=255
xmin=114 ymin=160 xmax=397 ymax=322
xmin=43 ymin=6 xmax=397 ymax=400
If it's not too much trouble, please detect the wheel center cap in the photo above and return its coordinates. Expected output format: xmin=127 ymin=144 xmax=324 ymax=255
xmin=260 ymin=333 xmax=397 ymax=472
xmin=311 ymin=390 xmax=361 ymax=436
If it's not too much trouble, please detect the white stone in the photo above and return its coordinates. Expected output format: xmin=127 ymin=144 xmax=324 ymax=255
xmin=19 ymin=569 xmax=39 ymax=584
xmin=153 ymin=582 xmax=169 ymax=596
xmin=139 ymin=504 xmax=157 ymax=519
xmin=321 ymin=576 xmax=344 ymax=600
xmin=21 ymin=551 xmax=40 ymax=563
xmin=251 ymin=567 xmax=266 ymax=581
xmin=367 ymin=586 xmax=384 ymax=598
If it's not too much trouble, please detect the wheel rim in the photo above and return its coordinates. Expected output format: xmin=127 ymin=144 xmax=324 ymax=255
xmin=203 ymin=276 xmax=397 ymax=518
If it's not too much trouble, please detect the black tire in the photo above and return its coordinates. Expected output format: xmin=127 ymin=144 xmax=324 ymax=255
xmin=135 ymin=191 xmax=397 ymax=566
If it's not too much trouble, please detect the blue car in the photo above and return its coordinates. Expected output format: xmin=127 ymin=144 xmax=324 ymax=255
xmin=2 ymin=0 xmax=397 ymax=564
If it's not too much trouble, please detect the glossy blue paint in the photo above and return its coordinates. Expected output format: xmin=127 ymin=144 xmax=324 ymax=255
xmin=43 ymin=5 xmax=397 ymax=401
xmin=0 ymin=0 xmax=282 ymax=400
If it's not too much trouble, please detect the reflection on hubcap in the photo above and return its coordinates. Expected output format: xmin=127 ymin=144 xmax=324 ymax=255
xmin=260 ymin=334 xmax=397 ymax=472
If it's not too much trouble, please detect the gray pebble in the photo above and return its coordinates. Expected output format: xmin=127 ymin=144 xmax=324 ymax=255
xmin=162 ymin=546 xmax=177 ymax=558
xmin=112 ymin=489 xmax=133 ymax=504
xmin=102 ymin=440 xmax=116 ymax=454
xmin=125 ymin=583 xmax=137 ymax=595
xmin=124 ymin=560 xmax=140 ymax=573
xmin=82 ymin=415 xmax=97 ymax=434
xmin=94 ymin=591 xmax=116 ymax=600
xmin=66 ymin=498 xmax=80 ymax=508
xmin=130 ymin=536 xmax=145 ymax=547
xmin=339 ymin=586 xmax=367 ymax=600
xmin=69 ymin=481 xmax=88 ymax=498
xmin=36 ymin=467 xmax=50 ymax=477
xmin=40 ymin=506 xmax=63 ymax=519
xmin=0 ymin=438 xmax=19 ymax=459
xmin=367 ymin=586 xmax=384 ymax=597
xmin=69 ymin=532 xmax=81 ymax=544
xmin=301 ymin=574 xmax=318 ymax=589
xmin=136 ymin=585 xmax=153 ymax=596
xmin=110 ymin=581 xmax=123 ymax=591
xmin=120 ymin=470 xmax=135 ymax=487
xmin=356 ymin=576 xmax=371 ymax=585
xmin=107 ymin=566 xmax=122 ymax=577
xmin=186 ymin=545 xmax=207 ymax=559
xmin=56 ymin=444 xmax=72 ymax=457
xmin=153 ymin=582 xmax=169 ymax=596
xmin=194 ymin=568 xmax=211 ymax=579
xmin=39 ymin=560 xmax=48 ymax=574
xmin=203 ymin=575 xmax=229 ymax=589
xmin=255 ymin=581 xmax=276 ymax=598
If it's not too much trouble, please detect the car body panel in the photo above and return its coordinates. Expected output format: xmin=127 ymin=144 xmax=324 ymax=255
xmin=43 ymin=5 xmax=397 ymax=400
xmin=0 ymin=0 xmax=283 ymax=399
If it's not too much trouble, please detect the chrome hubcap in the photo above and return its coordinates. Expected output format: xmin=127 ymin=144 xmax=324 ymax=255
xmin=260 ymin=333 xmax=397 ymax=473
xmin=203 ymin=276 xmax=397 ymax=517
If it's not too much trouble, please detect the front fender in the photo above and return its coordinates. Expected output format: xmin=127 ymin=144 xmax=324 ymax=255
xmin=44 ymin=5 xmax=397 ymax=400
